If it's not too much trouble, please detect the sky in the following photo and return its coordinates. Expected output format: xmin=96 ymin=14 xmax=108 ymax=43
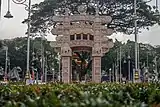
xmin=0 ymin=0 xmax=160 ymax=46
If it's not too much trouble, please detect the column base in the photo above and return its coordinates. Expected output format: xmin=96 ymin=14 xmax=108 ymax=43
xmin=92 ymin=57 xmax=101 ymax=83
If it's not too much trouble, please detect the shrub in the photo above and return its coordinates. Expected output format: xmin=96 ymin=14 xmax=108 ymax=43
xmin=0 ymin=83 xmax=160 ymax=107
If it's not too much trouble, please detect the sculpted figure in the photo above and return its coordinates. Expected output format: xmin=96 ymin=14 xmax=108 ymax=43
xmin=8 ymin=66 xmax=21 ymax=81
xmin=93 ymin=43 xmax=102 ymax=54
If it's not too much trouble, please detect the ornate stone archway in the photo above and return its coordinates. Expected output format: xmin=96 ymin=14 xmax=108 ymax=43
xmin=50 ymin=4 xmax=114 ymax=83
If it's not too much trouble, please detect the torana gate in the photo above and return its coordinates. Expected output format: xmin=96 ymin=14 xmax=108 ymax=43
xmin=50 ymin=4 xmax=114 ymax=83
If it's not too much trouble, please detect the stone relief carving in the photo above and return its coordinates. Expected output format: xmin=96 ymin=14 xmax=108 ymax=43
xmin=62 ymin=72 xmax=68 ymax=82
xmin=56 ymin=36 xmax=62 ymax=41
xmin=95 ymin=59 xmax=100 ymax=66
xmin=92 ymin=43 xmax=102 ymax=56
xmin=64 ymin=62 xmax=68 ymax=67
xmin=94 ymin=35 xmax=101 ymax=41
xmin=95 ymin=7 xmax=99 ymax=16
xmin=65 ymin=8 xmax=70 ymax=16
xmin=64 ymin=69 xmax=68 ymax=73
xmin=94 ymin=76 xmax=101 ymax=81
xmin=70 ymin=40 xmax=93 ymax=47
xmin=78 ymin=4 xmax=87 ymax=15
xmin=50 ymin=3 xmax=114 ymax=83
xmin=8 ymin=67 xmax=21 ymax=81
xmin=70 ymin=28 xmax=94 ymax=35
xmin=102 ymin=48 xmax=109 ymax=54
xmin=61 ymin=43 xmax=72 ymax=56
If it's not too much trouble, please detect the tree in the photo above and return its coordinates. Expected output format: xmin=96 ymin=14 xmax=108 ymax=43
xmin=101 ymin=39 xmax=122 ymax=72
xmin=72 ymin=51 xmax=92 ymax=81
xmin=0 ymin=37 xmax=59 ymax=78
xmin=0 ymin=37 xmax=159 ymax=80
xmin=23 ymin=0 xmax=160 ymax=79
xmin=0 ymin=41 xmax=3 ymax=49
xmin=26 ymin=0 xmax=160 ymax=34
xmin=154 ymin=46 xmax=160 ymax=74
xmin=102 ymin=39 xmax=158 ymax=78
xmin=30 ymin=37 xmax=59 ymax=73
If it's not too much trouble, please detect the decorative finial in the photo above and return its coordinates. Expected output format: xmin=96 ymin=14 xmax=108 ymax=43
xmin=95 ymin=8 xmax=99 ymax=15
xmin=65 ymin=8 xmax=70 ymax=16
xmin=95 ymin=1 xmax=99 ymax=16
xmin=78 ymin=3 xmax=87 ymax=15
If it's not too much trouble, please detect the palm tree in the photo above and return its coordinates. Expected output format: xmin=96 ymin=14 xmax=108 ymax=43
xmin=72 ymin=51 xmax=92 ymax=81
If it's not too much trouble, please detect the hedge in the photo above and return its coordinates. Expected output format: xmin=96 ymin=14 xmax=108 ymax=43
xmin=0 ymin=83 xmax=160 ymax=107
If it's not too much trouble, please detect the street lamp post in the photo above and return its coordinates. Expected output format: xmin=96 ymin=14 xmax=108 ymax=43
xmin=52 ymin=68 xmax=55 ymax=82
xmin=128 ymin=55 xmax=131 ymax=81
xmin=4 ymin=46 xmax=8 ymax=81
xmin=112 ymin=63 xmax=115 ymax=82
xmin=134 ymin=0 xmax=142 ymax=83
xmin=154 ymin=56 xmax=158 ymax=81
xmin=134 ymin=0 xmax=138 ymax=72
xmin=119 ymin=46 xmax=122 ymax=82
xmin=58 ymin=53 xmax=61 ymax=82
xmin=40 ymin=32 xmax=45 ymax=82
xmin=45 ymin=57 xmax=47 ymax=83
xmin=4 ymin=0 xmax=32 ymax=81
xmin=109 ymin=68 xmax=111 ymax=82
xmin=116 ymin=50 xmax=119 ymax=82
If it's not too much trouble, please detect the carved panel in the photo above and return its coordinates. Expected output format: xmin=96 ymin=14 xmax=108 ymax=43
xmin=94 ymin=76 xmax=101 ymax=82
xmin=62 ymin=72 xmax=68 ymax=81
xmin=70 ymin=28 xmax=94 ymax=35
xmin=61 ymin=56 xmax=71 ymax=83
xmin=70 ymin=40 xmax=93 ymax=47
xmin=61 ymin=43 xmax=72 ymax=56
xmin=94 ymin=36 xmax=101 ymax=41
xmin=62 ymin=57 xmax=69 ymax=68
xmin=94 ymin=30 xmax=101 ymax=35
xmin=64 ymin=29 xmax=70 ymax=35
xmin=94 ymin=59 xmax=100 ymax=67
xmin=63 ymin=62 xmax=68 ymax=67
xmin=72 ymin=47 xmax=92 ymax=52
xmin=70 ymin=24 xmax=93 ymax=29
xmin=63 ymin=68 xmax=68 ymax=73
xmin=70 ymin=15 xmax=94 ymax=22
xmin=92 ymin=42 xmax=102 ymax=56
xmin=95 ymin=67 xmax=100 ymax=74
xmin=102 ymin=48 xmax=109 ymax=54
xmin=63 ymin=57 xmax=69 ymax=60
xmin=94 ymin=24 xmax=101 ymax=29
xmin=92 ymin=56 xmax=101 ymax=83
xmin=56 ymin=36 xmax=69 ymax=42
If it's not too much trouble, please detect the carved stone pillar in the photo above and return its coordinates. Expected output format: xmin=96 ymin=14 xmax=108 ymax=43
xmin=92 ymin=57 xmax=101 ymax=83
xmin=92 ymin=43 xmax=102 ymax=83
xmin=61 ymin=43 xmax=72 ymax=83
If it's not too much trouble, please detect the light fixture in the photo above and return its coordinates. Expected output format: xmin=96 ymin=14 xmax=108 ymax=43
xmin=4 ymin=0 xmax=13 ymax=19
xmin=4 ymin=11 xmax=13 ymax=18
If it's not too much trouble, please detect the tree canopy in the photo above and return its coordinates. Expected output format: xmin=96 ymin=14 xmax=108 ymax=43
xmin=0 ymin=37 xmax=59 ymax=75
xmin=28 ymin=0 xmax=160 ymax=34
xmin=0 ymin=37 xmax=159 ymax=79
xmin=102 ymin=39 xmax=159 ymax=78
